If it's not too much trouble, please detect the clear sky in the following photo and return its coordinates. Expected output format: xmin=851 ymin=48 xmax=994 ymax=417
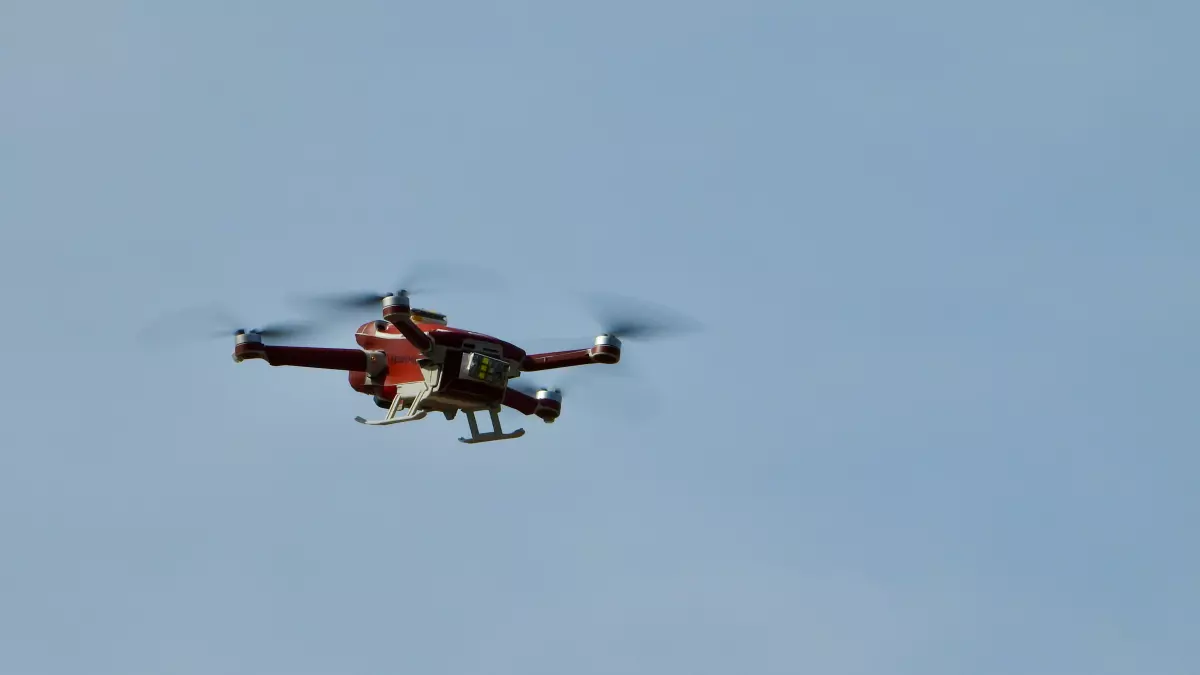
xmin=3 ymin=1 xmax=1198 ymax=673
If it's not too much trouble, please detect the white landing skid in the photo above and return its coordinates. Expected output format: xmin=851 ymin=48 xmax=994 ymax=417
xmin=459 ymin=408 xmax=525 ymax=444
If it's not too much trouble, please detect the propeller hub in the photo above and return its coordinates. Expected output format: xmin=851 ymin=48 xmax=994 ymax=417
xmin=594 ymin=334 xmax=622 ymax=348
xmin=234 ymin=330 xmax=263 ymax=345
xmin=535 ymin=388 xmax=563 ymax=404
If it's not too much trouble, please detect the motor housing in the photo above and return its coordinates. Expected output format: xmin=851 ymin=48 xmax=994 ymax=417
xmin=589 ymin=334 xmax=621 ymax=364
xmin=533 ymin=388 xmax=562 ymax=423
xmin=232 ymin=330 xmax=267 ymax=362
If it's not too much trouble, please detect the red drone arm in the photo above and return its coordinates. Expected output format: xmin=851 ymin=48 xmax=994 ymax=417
xmin=234 ymin=344 xmax=369 ymax=371
xmin=520 ymin=349 xmax=593 ymax=372
xmin=384 ymin=315 xmax=434 ymax=353
xmin=380 ymin=294 xmax=435 ymax=353
xmin=502 ymin=387 xmax=539 ymax=414
xmin=503 ymin=384 xmax=561 ymax=422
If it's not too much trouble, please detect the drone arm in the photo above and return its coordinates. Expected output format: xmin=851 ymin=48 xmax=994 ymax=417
xmin=260 ymin=346 xmax=370 ymax=371
xmin=384 ymin=315 xmax=435 ymax=353
xmin=503 ymin=385 xmax=561 ymax=423
xmin=502 ymin=387 xmax=539 ymax=415
xmin=520 ymin=349 xmax=592 ymax=372
xmin=377 ymin=295 xmax=435 ymax=353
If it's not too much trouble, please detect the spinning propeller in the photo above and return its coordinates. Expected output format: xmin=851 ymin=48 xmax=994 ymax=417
xmin=302 ymin=261 xmax=507 ymax=313
xmin=584 ymin=292 xmax=703 ymax=341
xmin=223 ymin=322 xmax=315 ymax=340
xmin=519 ymin=291 xmax=703 ymax=353
xmin=186 ymin=307 xmax=320 ymax=341
xmin=137 ymin=305 xmax=319 ymax=345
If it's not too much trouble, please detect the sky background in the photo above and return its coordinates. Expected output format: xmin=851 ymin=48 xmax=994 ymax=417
xmin=2 ymin=1 xmax=1199 ymax=673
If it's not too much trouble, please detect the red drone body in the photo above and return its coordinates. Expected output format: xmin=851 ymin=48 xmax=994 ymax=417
xmin=231 ymin=291 xmax=621 ymax=443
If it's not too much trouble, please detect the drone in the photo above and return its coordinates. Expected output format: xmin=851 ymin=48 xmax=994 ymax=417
xmin=223 ymin=281 xmax=695 ymax=444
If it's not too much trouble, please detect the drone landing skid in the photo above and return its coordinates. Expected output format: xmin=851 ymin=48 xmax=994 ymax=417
xmin=354 ymin=411 xmax=428 ymax=426
xmin=354 ymin=390 xmax=431 ymax=426
xmin=459 ymin=408 xmax=525 ymax=445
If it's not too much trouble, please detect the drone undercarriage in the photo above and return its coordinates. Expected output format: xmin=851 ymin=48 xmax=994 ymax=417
xmin=356 ymin=399 xmax=526 ymax=444
xmin=353 ymin=359 xmax=534 ymax=444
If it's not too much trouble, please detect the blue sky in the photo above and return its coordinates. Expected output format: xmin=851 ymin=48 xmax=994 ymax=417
xmin=2 ymin=1 xmax=1198 ymax=673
